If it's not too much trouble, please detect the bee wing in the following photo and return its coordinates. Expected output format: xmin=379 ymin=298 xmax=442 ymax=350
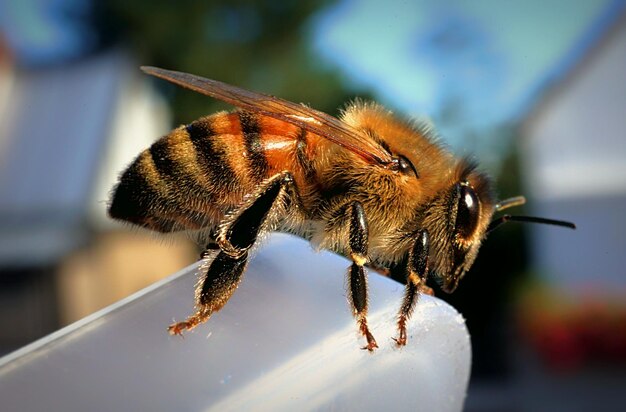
xmin=141 ymin=66 xmax=393 ymax=166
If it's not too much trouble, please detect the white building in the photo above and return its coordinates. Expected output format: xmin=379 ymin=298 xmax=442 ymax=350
xmin=0 ymin=49 xmax=195 ymax=331
xmin=520 ymin=16 xmax=626 ymax=295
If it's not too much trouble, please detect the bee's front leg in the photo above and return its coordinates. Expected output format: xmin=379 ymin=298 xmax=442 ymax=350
xmin=168 ymin=172 xmax=296 ymax=336
xmin=393 ymin=229 xmax=431 ymax=346
xmin=345 ymin=201 xmax=378 ymax=351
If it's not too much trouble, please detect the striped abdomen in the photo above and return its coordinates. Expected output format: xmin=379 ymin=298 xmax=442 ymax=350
xmin=108 ymin=111 xmax=324 ymax=233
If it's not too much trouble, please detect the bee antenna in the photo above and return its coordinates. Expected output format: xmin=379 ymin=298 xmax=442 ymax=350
xmin=487 ymin=214 xmax=576 ymax=233
xmin=495 ymin=196 xmax=526 ymax=212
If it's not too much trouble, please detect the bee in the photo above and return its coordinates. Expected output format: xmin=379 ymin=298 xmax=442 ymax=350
xmin=109 ymin=67 xmax=575 ymax=351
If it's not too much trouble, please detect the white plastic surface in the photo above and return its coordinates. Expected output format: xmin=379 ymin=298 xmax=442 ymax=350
xmin=0 ymin=234 xmax=471 ymax=411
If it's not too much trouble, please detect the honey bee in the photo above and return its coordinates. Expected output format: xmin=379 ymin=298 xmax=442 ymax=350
xmin=109 ymin=67 xmax=575 ymax=351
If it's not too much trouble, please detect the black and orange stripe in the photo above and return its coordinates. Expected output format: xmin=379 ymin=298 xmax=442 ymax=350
xmin=108 ymin=110 xmax=326 ymax=233
xmin=239 ymin=111 xmax=269 ymax=182
xmin=109 ymin=152 xmax=198 ymax=232
xmin=186 ymin=119 xmax=238 ymax=193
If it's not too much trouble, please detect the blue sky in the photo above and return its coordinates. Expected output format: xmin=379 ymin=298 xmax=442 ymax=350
xmin=0 ymin=0 xmax=95 ymax=66
xmin=312 ymin=0 xmax=624 ymax=149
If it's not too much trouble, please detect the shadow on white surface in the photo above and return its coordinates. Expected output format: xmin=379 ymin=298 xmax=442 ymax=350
xmin=0 ymin=234 xmax=470 ymax=411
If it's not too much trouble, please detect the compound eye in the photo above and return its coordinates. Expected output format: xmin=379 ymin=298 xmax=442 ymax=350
xmin=397 ymin=155 xmax=418 ymax=177
xmin=455 ymin=183 xmax=480 ymax=239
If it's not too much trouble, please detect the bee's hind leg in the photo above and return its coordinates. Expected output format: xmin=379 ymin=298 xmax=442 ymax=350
xmin=168 ymin=251 xmax=247 ymax=335
xmin=345 ymin=201 xmax=378 ymax=351
xmin=168 ymin=172 xmax=296 ymax=336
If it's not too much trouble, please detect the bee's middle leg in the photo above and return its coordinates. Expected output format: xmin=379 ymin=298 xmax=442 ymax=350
xmin=345 ymin=201 xmax=378 ymax=351
xmin=168 ymin=172 xmax=295 ymax=336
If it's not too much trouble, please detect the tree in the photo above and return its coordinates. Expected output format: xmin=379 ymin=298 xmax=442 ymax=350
xmin=94 ymin=0 xmax=369 ymax=124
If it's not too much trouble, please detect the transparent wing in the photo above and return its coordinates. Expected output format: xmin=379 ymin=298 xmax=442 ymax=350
xmin=141 ymin=66 xmax=393 ymax=166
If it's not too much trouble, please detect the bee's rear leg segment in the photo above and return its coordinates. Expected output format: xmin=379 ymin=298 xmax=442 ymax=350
xmin=168 ymin=251 xmax=248 ymax=335
xmin=169 ymin=173 xmax=294 ymax=336
xmin=346 ymin=202 xmax=378 ymax=351
xmin=394 ymin=229 xmax=430 ymax=347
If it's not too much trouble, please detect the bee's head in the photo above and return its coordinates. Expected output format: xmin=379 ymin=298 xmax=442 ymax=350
xmin=420 ymin=162 xmax=496 ymax=293
xmin=441 ymin=178 xmax=496 ymax=293
xmin=420 ymin=161 xmax=575 ymax=294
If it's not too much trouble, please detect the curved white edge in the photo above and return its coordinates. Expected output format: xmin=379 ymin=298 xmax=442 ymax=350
xmin=0 ymin=233 xmax=471 ymax=412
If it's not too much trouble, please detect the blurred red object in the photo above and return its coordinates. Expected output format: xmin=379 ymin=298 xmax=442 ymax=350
xmin=517 ymin=282 xmax=626 ymax=370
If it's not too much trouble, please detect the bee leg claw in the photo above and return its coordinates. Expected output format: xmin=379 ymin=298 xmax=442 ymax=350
xmin=361 ymin=341 xmax=379 ymax=351
xmin=419 ymin=284 xmax=435 ymax=296
xmin=167 ymin=309 xmax=211 ymax=337
xmin=361 ymin=330 xmax=379 ymax=351
xmin=393 ymin=330 xmax=408 ymax=347
xmin=168 ymin=322 xmax=191 ymax=336
xmin=358 ymin=318 xmax=378 ymax=351
xmin=393 ymin=315 xmax=408 ymax=346
xmin=392 ymin=337 xmax=407 ymax=347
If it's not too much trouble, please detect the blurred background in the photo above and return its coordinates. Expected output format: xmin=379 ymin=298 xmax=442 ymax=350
xmin=0 ymin=0 xmax=625 ymax=410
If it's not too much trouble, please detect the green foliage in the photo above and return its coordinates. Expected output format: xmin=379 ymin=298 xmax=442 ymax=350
xmin=95 ymin=0 xmax=364 ymax=124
